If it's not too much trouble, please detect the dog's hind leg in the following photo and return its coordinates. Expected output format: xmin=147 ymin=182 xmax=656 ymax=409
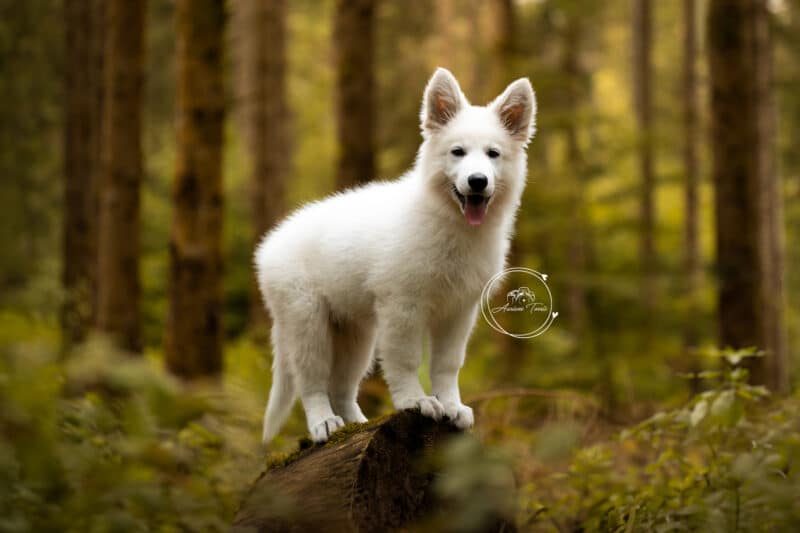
xmin=330 ymin=318 xmax=377 ymax=423
xmin=282 ymin=295 xmax=344 ymax=443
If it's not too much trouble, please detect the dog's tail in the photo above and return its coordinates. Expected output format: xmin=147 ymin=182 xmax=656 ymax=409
xmin=262 ymin=362 xmax=295 ymax=444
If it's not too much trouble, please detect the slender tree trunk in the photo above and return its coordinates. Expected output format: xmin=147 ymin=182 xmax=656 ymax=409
xmin=707 ymin=0 xmax=787 ymax=389
xmin=562 ymin=16 xmax=588 ymax=344
xmin=375 ymin=0 xmax=435 ymax=179
xmin=434 ymin=0 xmax=457 ymax=70
xmin=238 ymin=0 xmax=289 ymax=330
xmin=166 ymin=0 xmax=226 ymax=378
xmin=62 ymin=0 xmax=104 ymax=347
xmin=786 ymin=5 xmax=800 ymax=201
xmin=682 ymin=0 xmax=702 ymax=390
xmin=333 ymin=0 xmax=381 ymax=408
xmin=485 ymin=0 xmax=526 ymax=380
xmin=96 ymin=0 xmax=145 ymax=353
xmin=752 ymin=2 xmax=789 ymax=392
xmin=632 ymin=0 xmax=656 ymax=341
xmin=333 ymin=0 xmax=376 ymax=189
xmin=488 ymin=0 xmax=514 ymax=98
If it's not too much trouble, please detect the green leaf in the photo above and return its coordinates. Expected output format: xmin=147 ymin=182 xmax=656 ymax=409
xmin=690 ymin=400 xmax=708 ymax=427
xmin=709 ymin=390 xmax=742 ymax=427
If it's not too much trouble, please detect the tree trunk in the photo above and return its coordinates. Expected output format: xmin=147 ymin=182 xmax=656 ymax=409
xmin=682 ymin=0 xmax=702 ymax=390
xmin=375 ymin=0 xmax=435 ymax=179
xmin=486 ymin=0 xmax=514 ymax=100
xmin=752 ymin=1 xmax=789 ymax=392
xmin=233 ymin=411 xmax=515 ymax=533
xmin=485 ymin=0 xmax=526 ymax=381
xmin=166 ymin=0 xmax=226 ymax=378
xmin=707 ymin=0 xmax=787 ymax=389
xmin=239 ymin=0 xmax=288 ymax=330
xmin=253 ymin=0 xmax=291 ymax=328
xmin=632 ymin=0 xmax=656 ymax=342
xmin=62 ymin=0 xmax=104 ymax=347
xmin=434 ymin=0 xmax=457 ymax=69
xmin=333 ymin=0 xmax=376 ymax=189
xmin=562 ymin=15 xmax=588 ymax=345
xmin=96 ymin=0 xmax=145 ymax=353
xmin=333 ymin=0 xmax=382 ymax=407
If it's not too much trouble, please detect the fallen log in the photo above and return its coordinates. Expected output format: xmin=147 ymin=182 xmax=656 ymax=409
xmin=232 ymin=410 xmax=516 ymax=532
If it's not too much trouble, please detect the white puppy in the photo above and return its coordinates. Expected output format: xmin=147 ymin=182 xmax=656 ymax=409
xmin=256 ymin=68 xmax=536 ymax=443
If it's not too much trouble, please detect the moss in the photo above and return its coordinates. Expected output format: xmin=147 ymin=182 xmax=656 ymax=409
xmin=323 ymin=412 xmax=396 ymax=447
xmin=265 ymin=447 xmax=305 ymax=470
xmin=265 ymin=412 xmax=398 ymax=469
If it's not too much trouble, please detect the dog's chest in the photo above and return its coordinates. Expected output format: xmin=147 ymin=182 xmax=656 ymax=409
xmin=412 ymin=232 xmax=505 ymax=311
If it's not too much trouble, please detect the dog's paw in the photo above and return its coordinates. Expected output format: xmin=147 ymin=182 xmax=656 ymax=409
xmin=397 ymin=396 xmax=445 ymax=421
xmin=345 ymin=410 xmax=368 ymax=424
xmin=442 ymin=401 xmax=474 ymax=429
xmin=309 ymin=415 xmax=345 ymax=443
xmin=333 ymin=401 xmax=368 ymax=424
xmin=334 ymin=403 xmax=367 ymax=424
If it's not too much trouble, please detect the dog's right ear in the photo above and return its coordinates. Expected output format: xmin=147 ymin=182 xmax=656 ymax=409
xmin=420 ymin=68 xmax=467 ymax=135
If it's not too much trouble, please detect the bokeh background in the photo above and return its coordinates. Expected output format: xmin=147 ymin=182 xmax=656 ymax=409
xmin=2 ymin=0 xmax=799 ymax=531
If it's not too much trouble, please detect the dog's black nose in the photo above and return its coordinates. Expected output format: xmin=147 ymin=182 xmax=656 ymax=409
xmin=468 ymin=173 xmax=488 ymax=192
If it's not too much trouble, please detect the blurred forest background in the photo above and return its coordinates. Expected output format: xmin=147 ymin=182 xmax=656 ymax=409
xmin=2 ymin=0 xmax=800 ymax=531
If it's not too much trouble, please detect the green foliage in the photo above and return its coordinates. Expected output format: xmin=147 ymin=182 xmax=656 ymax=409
xmin=430 ymin=435 xmax=517 ymax=532
xmin=527 ymin=349 xmax=800 ymax=532
xmin=2 ymin=316 xmax=799 ymax=531
xmin=0 ymin=332 xmax=264 ymax=532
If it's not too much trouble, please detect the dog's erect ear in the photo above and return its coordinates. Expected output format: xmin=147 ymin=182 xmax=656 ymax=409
xmin=421 ymin=68 xmax=467 ymax=134
xmin=491 ymin=78 xmax=536 ymax=143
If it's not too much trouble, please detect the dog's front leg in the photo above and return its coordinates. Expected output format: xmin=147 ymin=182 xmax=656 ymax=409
xmin=377 ymin=301 xmax=444 ymax=421
xmin=430 ymin=304 xmax=478 ymax=429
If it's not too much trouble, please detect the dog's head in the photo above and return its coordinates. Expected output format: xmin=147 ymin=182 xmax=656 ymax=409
xmin=419 ymin=68 xmax=536 ymax=227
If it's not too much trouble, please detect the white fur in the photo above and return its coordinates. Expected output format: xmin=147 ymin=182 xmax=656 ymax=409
xmin=256 ymin=68 xmax=536 ymax=443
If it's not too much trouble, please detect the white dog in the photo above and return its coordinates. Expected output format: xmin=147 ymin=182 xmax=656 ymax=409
xmin=255 ymin=68 xmax=536 ymax=443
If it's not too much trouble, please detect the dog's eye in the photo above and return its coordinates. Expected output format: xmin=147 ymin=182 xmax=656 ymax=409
xmin=487 ymin=149 xmax=500 ymax=159
xmin=451 ymin=147 xmax=466 ymax=157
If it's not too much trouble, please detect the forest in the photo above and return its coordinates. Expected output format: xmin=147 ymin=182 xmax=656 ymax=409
xmin=1 ymin=0 xmax=800 ymax=531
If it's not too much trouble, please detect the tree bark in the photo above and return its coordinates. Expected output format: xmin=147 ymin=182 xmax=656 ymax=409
xmin=233 ymin=411 xmax=515 ymax=533
xmin=96 ymin=0 xmax=145 ymax=353
xmin=332 ymin=0 xmax=383 ymax=407
xmin=62 ymin=0 xmax=104 ymax=347
xmin=487 ymin=0 xmax=514 ymax=99
xmin=238 ymin=0 xmax=289 ymax=330
xmin=632 ymin=0 xmax=656 ymax=341
xmin=562 ymin=15 xmax=588 ymax=345
xmin=333 ymin=0 xmax=376 ymax=189
xmin=165 ymin=0 xmax=226 ymax=378
xmin=707 ymin=0 xmax=788 ymax=389
xmin=682 ymin=0 xmax=702 ymax=390
xmin=485 ymin=0 xmax=526 ymax=381
xmin=752 ymin=1 xmax=789 ymax=392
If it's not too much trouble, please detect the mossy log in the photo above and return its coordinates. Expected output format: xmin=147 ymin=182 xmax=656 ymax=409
xmin=232 ymin=410 xmax=516 ymax=533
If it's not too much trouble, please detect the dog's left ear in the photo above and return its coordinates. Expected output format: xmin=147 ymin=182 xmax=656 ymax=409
xmin=491 ymin=78 xmax=536 ymax=143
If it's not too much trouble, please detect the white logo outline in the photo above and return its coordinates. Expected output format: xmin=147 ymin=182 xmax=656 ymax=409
xmin=480 ymin=267 xmax=558 ymax=339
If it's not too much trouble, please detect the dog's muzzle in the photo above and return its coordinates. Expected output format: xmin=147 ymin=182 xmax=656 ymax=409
xmin=452 ymin=185 xmax=491 ymax=226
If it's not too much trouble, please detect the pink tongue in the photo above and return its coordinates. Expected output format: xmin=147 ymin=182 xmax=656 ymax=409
xmin=464 ymin=201 xmax=487 ymax=226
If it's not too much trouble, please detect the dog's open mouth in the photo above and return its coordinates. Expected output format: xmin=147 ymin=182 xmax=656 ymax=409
xmin=452 ymin=186 xmax=490 ymax=226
